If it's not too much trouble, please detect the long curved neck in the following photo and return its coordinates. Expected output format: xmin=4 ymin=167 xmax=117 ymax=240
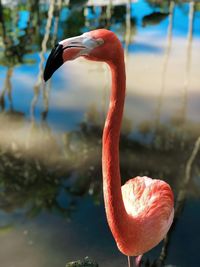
xmin=102 ymin=54 xmax=128 ymax=243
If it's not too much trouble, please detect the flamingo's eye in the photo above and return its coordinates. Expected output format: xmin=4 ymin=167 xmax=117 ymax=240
xmin=96 ymin=38 xmax=104 ymax=45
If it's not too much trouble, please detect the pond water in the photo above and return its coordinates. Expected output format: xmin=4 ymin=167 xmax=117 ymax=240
xmin=0 ymin=0 xmax=200 ymax=266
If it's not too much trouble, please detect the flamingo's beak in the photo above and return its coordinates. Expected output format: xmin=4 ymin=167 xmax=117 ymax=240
xmin=43 ymin=33 xmax=103 ymax=82
xmin=43 ymin=43 xmax=64 ymax=82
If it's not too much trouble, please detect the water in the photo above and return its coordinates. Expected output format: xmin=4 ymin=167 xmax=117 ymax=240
xmin=0 ymin=0 xmax=200 ymax=266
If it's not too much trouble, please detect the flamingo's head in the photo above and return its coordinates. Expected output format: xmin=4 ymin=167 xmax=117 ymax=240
xmin=44 ymin=29 xmax=123 ymax=82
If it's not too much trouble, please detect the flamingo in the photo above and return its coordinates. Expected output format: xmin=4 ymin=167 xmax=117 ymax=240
xmin=43 ymin=29 xmax=174 ymax=267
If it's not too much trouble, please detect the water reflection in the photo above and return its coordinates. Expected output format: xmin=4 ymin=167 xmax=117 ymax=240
xmin=155 ymin=1 xmax=174 ymax=128
xmin=155 ymin=135 xmax=200 ymax=267
xmin=0 ymin=1 xmax=200 ymax=267
xmin=181 ymin=1 xmax=195 ymax=125
xmin=142 ymin=12 xmax=169 ymax=27
xmin=31 ymin=0 xmax=55 ymax=118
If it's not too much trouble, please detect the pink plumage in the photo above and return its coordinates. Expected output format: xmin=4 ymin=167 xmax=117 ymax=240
xmin=121 ymin=176 xmax=174 ymax=255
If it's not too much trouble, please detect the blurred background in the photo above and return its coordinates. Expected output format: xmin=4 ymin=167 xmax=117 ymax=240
xmin=0 ymin=0 xmax=200 ymax=266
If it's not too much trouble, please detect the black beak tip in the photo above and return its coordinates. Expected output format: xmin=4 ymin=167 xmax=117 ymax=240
xmin=43 ymin=72 xmax=49 ymax=83
xmin=43 ymin=43 xmax=64 ymax=82
xmin=43 ymin=68 xmax=52 ymax=82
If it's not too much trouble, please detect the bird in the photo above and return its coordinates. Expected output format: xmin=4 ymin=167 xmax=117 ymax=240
xmin=43 ymin=29 xmax=174 ymax=267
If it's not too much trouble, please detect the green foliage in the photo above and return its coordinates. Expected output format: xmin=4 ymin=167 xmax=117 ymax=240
xmin=66 ymin=257 xmax=98 ymax=267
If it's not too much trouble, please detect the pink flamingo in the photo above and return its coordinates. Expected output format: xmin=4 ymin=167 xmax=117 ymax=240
xmin=44 ymin=29 xmax=174 ymax=267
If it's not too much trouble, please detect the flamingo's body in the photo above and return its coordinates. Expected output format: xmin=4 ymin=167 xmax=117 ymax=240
xmin=120 ymin=177 xmax=174 ymax=255
xmin=44 ymin=29 xmax=174 ymax=263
